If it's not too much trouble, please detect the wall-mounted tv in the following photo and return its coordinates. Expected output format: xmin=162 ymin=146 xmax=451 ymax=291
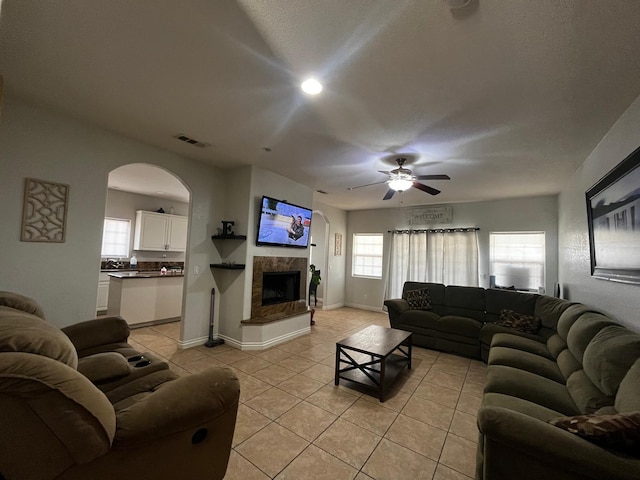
xmin=256 ymin=196 xmax=312 ymax=248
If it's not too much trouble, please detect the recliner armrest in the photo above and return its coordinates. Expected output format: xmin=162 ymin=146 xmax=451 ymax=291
xmin=478 ymin=406 xmax=640 ymax=480
xmin=384 ymin=299 xmax=410 ymax=322
xmin=62 ymin=316 xmax=130 ymax=353
xmin=112 ymin=367 xmax=240 ymax=447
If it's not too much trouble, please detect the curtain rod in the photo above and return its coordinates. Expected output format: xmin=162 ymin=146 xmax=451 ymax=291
xmin=388 ymin=227 xmax=480 ymax=234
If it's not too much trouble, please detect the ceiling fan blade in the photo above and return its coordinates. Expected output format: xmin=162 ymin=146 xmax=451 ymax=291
xmin=414 ymin=174 xmax=451 ymax=180
xmin=377 ymin=170 xmax=391 ymax=175
xmin=382 ymin=189 xmax=396 ymax=200
xmin=347 ymin=180 xmax=388 ymax=190
xmin=412 ymin=181 xmax=441 ymax=195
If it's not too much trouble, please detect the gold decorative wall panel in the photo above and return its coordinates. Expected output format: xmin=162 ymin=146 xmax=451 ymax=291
xmin=21 ymin=178 xmax=69 ymax=242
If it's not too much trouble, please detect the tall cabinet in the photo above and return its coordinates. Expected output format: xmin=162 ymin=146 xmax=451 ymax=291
xmin=133 ymin=210 xmax=188 ymax=252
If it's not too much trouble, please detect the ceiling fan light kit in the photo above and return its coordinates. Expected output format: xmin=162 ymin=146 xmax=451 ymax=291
xmin=388 ymin=176 xmax=413 ymax=192
xmin=348 ymin=157 xmax=451 ymax=200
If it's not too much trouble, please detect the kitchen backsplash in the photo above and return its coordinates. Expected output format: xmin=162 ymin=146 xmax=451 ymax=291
xmin=101 ymin=260 xmax=184 ymax=271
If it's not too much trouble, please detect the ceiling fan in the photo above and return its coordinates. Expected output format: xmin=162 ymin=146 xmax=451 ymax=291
xmin=348 ymin=157 xmax=451 ymax=200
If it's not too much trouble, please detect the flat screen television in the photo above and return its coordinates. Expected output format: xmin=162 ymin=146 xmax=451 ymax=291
xmin=256 ymin=196 xmax=312 ymax=248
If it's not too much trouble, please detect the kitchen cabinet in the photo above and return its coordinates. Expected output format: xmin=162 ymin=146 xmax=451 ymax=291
xmin=133 ymin=210 xmax=188 ymax=252
xmin=97 ymin=272 xmax=110 ymax=312
xmin=107 ymin=274 xmax=184 ymax=325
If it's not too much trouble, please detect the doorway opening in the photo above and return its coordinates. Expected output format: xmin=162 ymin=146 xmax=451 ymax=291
xmin=99 ymin=163 xmax=191 ymax=333
xmin=309 ymin=211 xmax=330 ymax=309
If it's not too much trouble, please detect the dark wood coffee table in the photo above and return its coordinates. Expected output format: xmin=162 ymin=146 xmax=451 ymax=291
xmin=335 ymin=325 xmax=412 ymax=402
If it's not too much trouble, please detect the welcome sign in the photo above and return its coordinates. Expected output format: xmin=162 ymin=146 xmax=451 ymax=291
xmin=406 ymin=206 xmax=453 ymax=225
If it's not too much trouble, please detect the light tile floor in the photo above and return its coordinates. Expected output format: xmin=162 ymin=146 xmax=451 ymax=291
xmin=129 ymin=308 xmax=484 ymax=480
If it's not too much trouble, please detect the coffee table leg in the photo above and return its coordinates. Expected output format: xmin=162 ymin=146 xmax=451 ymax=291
xmin=379 ymin=356 xmax=386 ymax=402
xmin=334 ymin=345 xmax=341 ymax=386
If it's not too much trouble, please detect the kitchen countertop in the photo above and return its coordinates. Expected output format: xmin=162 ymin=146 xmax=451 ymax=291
xmin=107 ymin=271 xmax=184 ymax=279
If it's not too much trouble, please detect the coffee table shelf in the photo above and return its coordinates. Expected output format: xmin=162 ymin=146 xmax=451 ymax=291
xmin=335 ymin=325 xmax=412 ymax=402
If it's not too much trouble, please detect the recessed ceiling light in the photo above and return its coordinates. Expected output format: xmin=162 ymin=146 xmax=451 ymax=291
xmin=301 ymin=78 xmax=323 ymax=95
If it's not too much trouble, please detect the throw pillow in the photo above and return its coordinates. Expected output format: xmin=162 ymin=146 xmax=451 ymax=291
xmin=495 ymin=309 xmax=540 ymax=334
xmin=549 ymin=411 xmax=640 ymax=455
xmin=403 ymin=288 xmax=432 ymax=310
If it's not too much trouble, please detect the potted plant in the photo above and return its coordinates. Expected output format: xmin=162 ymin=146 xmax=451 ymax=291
xmin=309 ymin=264 xmax=321 ymax=307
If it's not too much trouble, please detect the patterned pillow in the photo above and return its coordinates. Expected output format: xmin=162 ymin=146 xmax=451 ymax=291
xmin=495 ymin=309 xmax=540 ymax=334
xmin=403 ymin=288 xmax=432 ymax=310
xmin=549 ymin=411 xmax=640 ymax=454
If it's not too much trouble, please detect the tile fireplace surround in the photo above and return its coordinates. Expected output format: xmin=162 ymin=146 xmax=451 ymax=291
xmin=247 ymin=256 xmax=308 ymax=324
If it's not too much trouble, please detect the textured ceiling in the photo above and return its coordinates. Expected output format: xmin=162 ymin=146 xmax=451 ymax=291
xmin=1 ymin=0 xmax=640 ymax=210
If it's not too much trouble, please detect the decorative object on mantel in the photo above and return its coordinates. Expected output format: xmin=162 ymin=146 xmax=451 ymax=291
xmin=21 ymin=178 xmax=69 ymax=243
xmin=406 ymin=206 xmax=453 ymax=225
xmin=586 ymin=145 xmax=640 ymax=285
xmin=221 ymin=220 xmax=235 ymax=237
xmin=334 ymin=232 xmax=342 ymax=256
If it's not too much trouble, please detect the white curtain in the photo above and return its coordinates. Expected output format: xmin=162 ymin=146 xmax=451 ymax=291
xmin=386 ymin=229 xmax=479 ymax=299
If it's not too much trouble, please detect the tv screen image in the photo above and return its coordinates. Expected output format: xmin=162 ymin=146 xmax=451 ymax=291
xmin=256 ymin=196 xmax=312 ymax=248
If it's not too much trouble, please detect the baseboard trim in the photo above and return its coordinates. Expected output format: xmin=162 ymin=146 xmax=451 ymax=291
xmin=178 ymin=335 xmax=209 ymax=349
xmin=322 ymin=302 xmax=345 ymax=310
xmin=344 ymin=302 xmax=385 ymax=313
xmin=240 ymin=326 xmax=310 ymax=351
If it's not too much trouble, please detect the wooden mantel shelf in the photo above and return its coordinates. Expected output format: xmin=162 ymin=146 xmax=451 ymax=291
xmin=210 ymin=263 xmax=245 ymax=270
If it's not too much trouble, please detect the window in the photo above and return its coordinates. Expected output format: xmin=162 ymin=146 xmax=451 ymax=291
xmin=490 ymin=232 xmax=545 ymax=291
xmin=101 ymin=218 xmax=131 ymax=258
xmin=352 ymin=233 xmax=384 ymax=278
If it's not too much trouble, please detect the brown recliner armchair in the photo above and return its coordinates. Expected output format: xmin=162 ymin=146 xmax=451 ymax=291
xmin=0 ymin=292 xmax=240 ymax=480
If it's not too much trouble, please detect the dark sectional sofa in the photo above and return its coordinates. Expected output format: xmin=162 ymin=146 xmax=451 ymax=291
xmin=384 ymin=281 xmax=640 ymax=480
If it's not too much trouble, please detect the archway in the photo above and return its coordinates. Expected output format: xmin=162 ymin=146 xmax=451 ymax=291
xmin=309 ymin=210 xmax=330 ymax=309
xmin=100 ymin=163 xmax=191 ymax=330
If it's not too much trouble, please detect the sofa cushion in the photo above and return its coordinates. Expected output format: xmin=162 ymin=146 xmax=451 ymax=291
xmin=480 ymin=323 xmax=546 ymax=348
xmin=583 ymin=325 xmax=640 ymax=397
xmin=403 ymin=288 xmax=432 ymax=310
xmin=495 ymin=309 xmax=540 ymax=334
xmin=488 ymin=346 xmax=565 ymax=384
xmin=438 ymin=315 xmax=482 ymax=337
xmin=546 ymin=334 xmax=568 ymax=359
xmin=534 ymin=296 xmax=573 ymax=329
xmin=556 ymin=304 xmax=591 ymax=341
xmin=485 ymin=365 xmax=580 ymax=415
xmin=485 ymin=289 xmax=537 ymax=323
xmin=490 ymin=332 xmax=553 ymax=360
xmin=566 ymin=370 xmax=614 ymax=414
xmin=482 ymin=392 xmax=564 ymax=422
xmin=0 ymin=307 xmax=78 ymax=369
xmin=556 ymin=349 xmax=582 ymax=380
xmin=0 ymin=291 xmax=46 ymax=319
xmin=566 ymin=312 xmax=617 ymax=363
xmin=394 ymin=309 xmax=440 ymax=330
xmin=442 ymin=286 xmax=486 ymax=321
xmin=549 ymin=411 xmax=640 ymax=455
xmin=616 ymin=358 xmax=640 ymax=413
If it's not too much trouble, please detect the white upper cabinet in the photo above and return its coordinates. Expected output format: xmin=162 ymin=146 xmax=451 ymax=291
xmin=133 ymin=210 xmax=188 ymax=252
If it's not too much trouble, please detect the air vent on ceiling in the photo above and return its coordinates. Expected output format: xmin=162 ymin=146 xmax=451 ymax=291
xmin=174 ymin=134 xmax=210 ymax=148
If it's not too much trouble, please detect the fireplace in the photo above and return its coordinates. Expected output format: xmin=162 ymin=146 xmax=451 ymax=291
xmin=262 ymin=271 xmax=301 ymax=306
xmin=248 ymin=256 xmax=308 ymax=323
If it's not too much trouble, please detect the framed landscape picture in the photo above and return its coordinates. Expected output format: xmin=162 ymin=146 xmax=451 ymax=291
xmin=586 ymin=145 xmax=640 ymax=284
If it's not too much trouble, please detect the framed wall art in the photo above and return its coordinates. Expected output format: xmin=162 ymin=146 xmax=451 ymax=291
xmin=334 ymin=232 xmax=342 ymax=256
xmin=586 ymin=146 xmax=640 ymax=284
xmin=21 ymin=178 xmax=69 ymax=243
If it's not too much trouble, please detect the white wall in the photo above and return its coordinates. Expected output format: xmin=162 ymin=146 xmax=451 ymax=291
xmin=312 ymin=200 xmax=347 ymax=309
xmin=346 ymin=195 xmax=559 ymax=310
xmin=0 ymin=97 xmax=227 ymax=347
xmin=558 ymin=93 xmax=640 ymax=330
xmin=309 ymin=212 xmax=327 ymax=300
